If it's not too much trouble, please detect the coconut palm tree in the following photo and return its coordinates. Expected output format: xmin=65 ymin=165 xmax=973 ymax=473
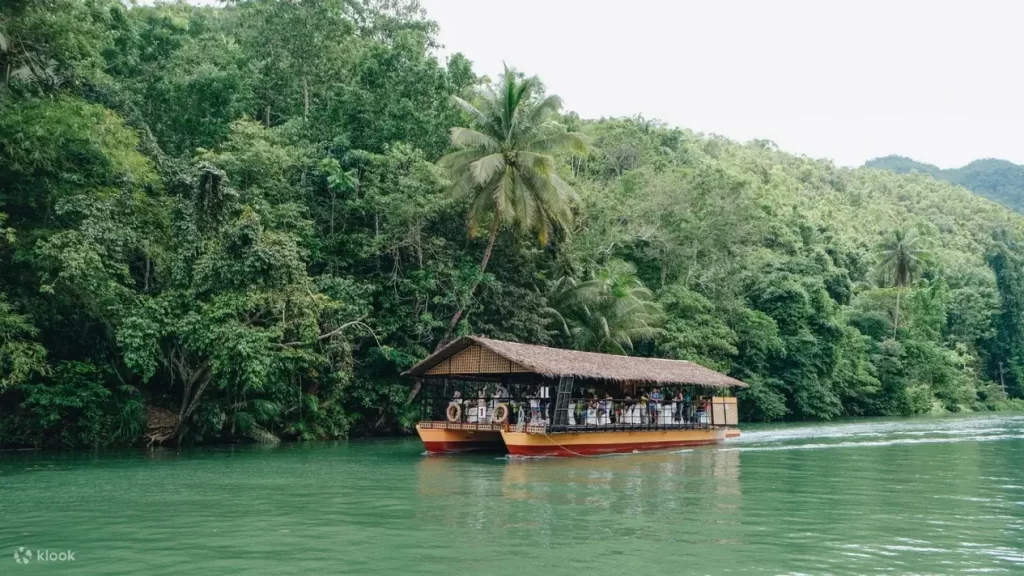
xmin=435 ymin=65 xmax=588 ymax=349
xmin=547 ymin=260 xmax=663 ymax=355
xmin=878 ymin=227 xmax=927 ymax=338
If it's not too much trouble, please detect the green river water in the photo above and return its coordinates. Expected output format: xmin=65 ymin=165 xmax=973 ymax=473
xmin=1 ymin=413 xmax=1023 ymax=575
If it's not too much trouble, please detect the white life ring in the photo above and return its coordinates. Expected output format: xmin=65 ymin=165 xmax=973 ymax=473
xmin=446 ymin=402 xmax=462 ymax=423
xmin=492 ymin=403 xmax=509 ymax=424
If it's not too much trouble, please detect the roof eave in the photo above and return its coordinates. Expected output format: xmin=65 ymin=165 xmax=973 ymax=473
xmin=400 ymin=335 xmax=479 ymax=377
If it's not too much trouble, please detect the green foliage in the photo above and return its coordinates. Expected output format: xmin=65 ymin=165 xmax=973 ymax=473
xmin=867 ymin=155 xmax=1024 ymax=215
xmin=3 ymin=0 xmax=1024 ymax=448
xmin=547 ymin=260 xmax=662 ymax=354
xmin=0 ymin=296 xmax=47 ymax=389
xmin=440 ymin=65 xmax=587 ymax=244
xmin=0 ymin=362 xmax=142 ymax=448
xmin=878 ymin=228 xmax=927 ymax=289
xmin=656 ymin=285 xmax=736 ymax=371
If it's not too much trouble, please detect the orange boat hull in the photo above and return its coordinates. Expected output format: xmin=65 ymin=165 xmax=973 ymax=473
xmin=416 ymin=425 xmax=506 ymax=454
xmin=501 ymin=428 xmax=726 ymax=457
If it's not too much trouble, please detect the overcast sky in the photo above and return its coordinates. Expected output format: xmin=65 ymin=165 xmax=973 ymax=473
xmin=420 ymin=0 xmax=1024 ymax=168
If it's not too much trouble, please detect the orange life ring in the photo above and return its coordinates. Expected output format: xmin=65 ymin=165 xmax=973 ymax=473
xmin=446 ymin=402 xmax=462 ymax=423
xmin=491 ymin=403 xmax=509 ymax=424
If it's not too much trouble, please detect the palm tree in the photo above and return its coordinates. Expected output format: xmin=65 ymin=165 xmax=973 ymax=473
xmin=878 ymin=227 xmax=927 ymax=338
xmin=547 ymin=260 xmax=663 ymax=355
xmin=435 ymin=65 xmax=588 ymax=350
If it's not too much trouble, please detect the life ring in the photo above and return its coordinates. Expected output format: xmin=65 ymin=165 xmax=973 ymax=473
xmin=491 ymin=403 xmax=509 ymax=424
xmin=446 ymin=402 xmax=462 ymax=423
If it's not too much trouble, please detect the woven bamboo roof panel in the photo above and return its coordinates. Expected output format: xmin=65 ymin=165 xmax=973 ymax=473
xmin=404 ymin=336 xmax=747 ymax=388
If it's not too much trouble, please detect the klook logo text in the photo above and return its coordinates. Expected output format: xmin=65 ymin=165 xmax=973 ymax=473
xmin=13 ymin=547 xmax=76 ymax=565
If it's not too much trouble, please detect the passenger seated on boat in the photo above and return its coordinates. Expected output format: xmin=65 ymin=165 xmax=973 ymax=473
xmin=586 ymin=395 xmax=599 ymax=425
xmin=694 ymin=397 xmax=708 ymax=424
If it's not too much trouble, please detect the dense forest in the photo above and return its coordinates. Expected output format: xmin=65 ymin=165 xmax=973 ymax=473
xmin=3 ymin=0 xmax=1024 ymax=449
xmin=867 ymin=155 xmax=1024 ymax=214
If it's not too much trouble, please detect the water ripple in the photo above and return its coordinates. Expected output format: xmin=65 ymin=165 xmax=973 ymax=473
xmin=0 ymin=413 xmax=1022 ymax=575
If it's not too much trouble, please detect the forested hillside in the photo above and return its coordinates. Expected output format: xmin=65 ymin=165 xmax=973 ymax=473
xmin=3 ymin=0 xmax=1024 ymax=448
xmin=867 ymin=155 xmax=1024 ymax=213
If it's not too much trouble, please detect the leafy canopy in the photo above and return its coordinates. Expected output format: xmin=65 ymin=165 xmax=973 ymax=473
xmin=440 ymin=65 xmax=587 ymax=244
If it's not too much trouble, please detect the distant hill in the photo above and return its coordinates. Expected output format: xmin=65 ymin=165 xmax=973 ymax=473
xmin=866 ymin=155 xmax=1024 ymax=214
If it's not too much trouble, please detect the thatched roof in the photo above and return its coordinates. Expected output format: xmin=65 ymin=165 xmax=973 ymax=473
xmin=404 ymin=336 xmax=747 ymax=388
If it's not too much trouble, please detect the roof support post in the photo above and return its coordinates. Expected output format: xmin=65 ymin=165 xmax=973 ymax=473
xmin=552 ymin=376 xmax=574 ymax=427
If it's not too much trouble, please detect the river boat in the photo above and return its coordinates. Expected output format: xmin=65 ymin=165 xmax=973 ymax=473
xmin=405 ymin=336 xmax=744 ymax=457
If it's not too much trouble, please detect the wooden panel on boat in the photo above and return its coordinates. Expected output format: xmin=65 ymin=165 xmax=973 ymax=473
xmin=453 ymin=345 xmax=481 ymax=372
xmin=479 ymin=346 xmax=510 ymax=372
xmin=711 ymin=396 xmax=738 ymax=425
xmin=425 ymin=358 xmax=450 ymax=375
xmin=508 ymin=361 xmax=530 ymax=372
xmin=425 ymin=345 xmax=530 ymax=375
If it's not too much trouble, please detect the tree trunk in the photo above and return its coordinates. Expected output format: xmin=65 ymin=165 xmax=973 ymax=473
xmin=171 ymin=369 xmax=213 ymax=447
xmin=436 ymin=215 xmax=500 ymax=351
xmin=406 ymin=216 xmax=501 ymax=404
xmin=893 ymin=289 xmax=901 ymax=339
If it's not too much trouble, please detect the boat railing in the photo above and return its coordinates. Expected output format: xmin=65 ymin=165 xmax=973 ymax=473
xmin=420 ymin=396 xmax=734 ymax=433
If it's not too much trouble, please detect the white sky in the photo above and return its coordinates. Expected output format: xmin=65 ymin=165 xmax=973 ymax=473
xmin=420 ymin=0 xmax=1024 ymax=168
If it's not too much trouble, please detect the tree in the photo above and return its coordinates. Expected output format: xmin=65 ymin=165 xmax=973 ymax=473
xmin=8 ymin=1 xmax=1024 ymax=446
xmin=878 ymin=228 xmax=927 ymax=338
xmin=436 ymin=65 xmax=587 ymax=349
xmin=547 ymin=260 xmax=662 ymax=355
xmin=986 ymin=231 xmax=1024 ymax=399
xmin=0 ymin=295 xmax=47 ymax=390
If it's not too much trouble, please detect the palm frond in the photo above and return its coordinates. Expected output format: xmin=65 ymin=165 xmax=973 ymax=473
xmin=492 ymin=167 xmax=516 ymax=226
xmin=450 ymin=127 xmax=500 ymax=151
xmin=469 ymin=153 xmax=505 ymax=186
xmin=527 ymin=131 xmax=589 ymax=155
xmin=525 ymin=94 xmax=563 ymax=127
xmin=544 ymin=259 xmax=664 ymax=354
xmin=452 ymin=95 xmax=490 ymax=128
xmin=441 ymin=66 xmax=577 ymax=247
xmin=439 ymin=148 xmax=489 ymax=172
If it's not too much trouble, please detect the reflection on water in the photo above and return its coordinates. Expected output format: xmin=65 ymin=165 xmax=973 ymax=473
xmin=496 ymin=448 xmax=740 ymax=505
xmin=1 ymin=414 xmax=1023 ymax=575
